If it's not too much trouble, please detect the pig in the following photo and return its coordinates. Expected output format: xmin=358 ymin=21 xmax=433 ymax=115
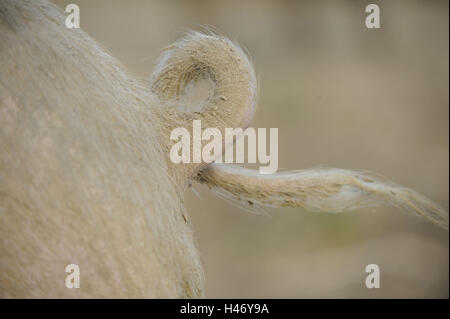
xmin=0 ymin=0 xmax=447 ymax=298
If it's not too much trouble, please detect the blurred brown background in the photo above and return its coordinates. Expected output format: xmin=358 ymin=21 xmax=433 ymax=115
xmin=53 ymin=0 xmax=448 ymax=298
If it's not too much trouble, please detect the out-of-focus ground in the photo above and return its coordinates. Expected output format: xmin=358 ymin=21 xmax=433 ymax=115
xmin=53 ymin=0 xmax=449 ymax=298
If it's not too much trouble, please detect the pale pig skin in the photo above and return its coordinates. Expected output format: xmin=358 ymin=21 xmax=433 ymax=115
xmin=0 ymin=0 xmax=447 ymax=298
